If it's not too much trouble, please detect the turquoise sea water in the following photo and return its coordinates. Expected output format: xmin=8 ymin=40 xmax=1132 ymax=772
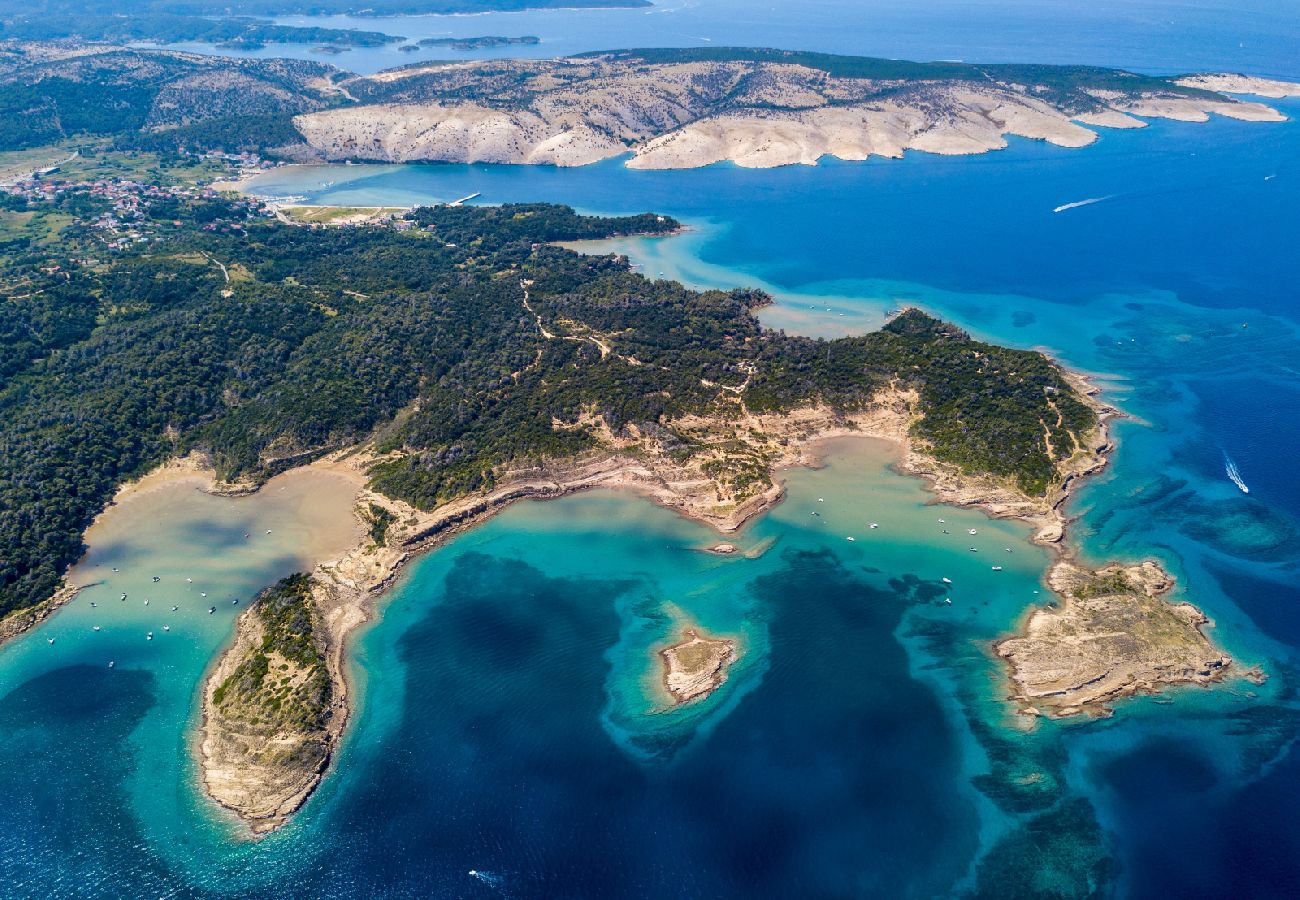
xmin=5 ymin=28 xmax=1300 ymax=900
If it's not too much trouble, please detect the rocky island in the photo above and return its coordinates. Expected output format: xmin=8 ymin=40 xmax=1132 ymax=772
xmin=418 ymin=35 xmax=541 ymax=51
xmin=660 ymin=628 xmax=739 ymax=704
xmin=203 ymin=574 xmax=337 ymax=832
xmin=996 ymin=561 xmax=1232 ymax=718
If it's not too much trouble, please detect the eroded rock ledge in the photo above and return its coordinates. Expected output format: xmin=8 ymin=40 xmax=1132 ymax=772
xmin=996 ymin=561 xmax=1232 ymax=718
xmin=660 ymin=628 xmax=739 ymax=704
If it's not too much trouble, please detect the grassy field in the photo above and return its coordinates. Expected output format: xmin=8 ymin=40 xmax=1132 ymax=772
xmin=59 ymin=148 xmax=233 ymax=186
xmin=0 ymin=146 xmax=77 ymax=184
xmin=1 ymin=141 xmax=237 ymax=187
xmin=0 ymin=208 xmax=74 ymax=246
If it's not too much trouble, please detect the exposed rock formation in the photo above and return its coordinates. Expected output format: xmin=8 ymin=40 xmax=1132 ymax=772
xmin=660 ymin=628 xmax=739 ymax=704
xmin=996 ymin=561 xmax=1232 ymax=718
xmin=291 ymin=53 xmax=1298 ymax=169
xmin=202 ymin=575 xmax=338 ymax=834
xmin=1175 ymin=74 xmax=1300 ymax=99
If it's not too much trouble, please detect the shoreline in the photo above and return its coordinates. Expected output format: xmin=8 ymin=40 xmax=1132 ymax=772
xmin=0 ymin=451 xmax=262 ymax=649
xmin=196 ymin=369 xmax=1119 ymax=834
xmin=659 ymin=625 xmax=739 ymax=705
xmin=2 ymin=366 xmax=1231 ymax=833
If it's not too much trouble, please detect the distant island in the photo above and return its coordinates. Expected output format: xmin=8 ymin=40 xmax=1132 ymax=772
xmin=419 ymin=35 xmax=541 ymax=51
xmin=0 ymin=0 xmax=640 ymax=48
xmin=0 ymin=43 xmax=1296 ymax=167
xmin=0 ymin=13 xmax=402 ymax=50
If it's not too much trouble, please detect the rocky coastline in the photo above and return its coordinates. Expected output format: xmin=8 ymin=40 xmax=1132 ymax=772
xmin=6 ymin=354 xmax=1234 ymax=832
xmin=660 ymin=628 xmax=739 ymax=704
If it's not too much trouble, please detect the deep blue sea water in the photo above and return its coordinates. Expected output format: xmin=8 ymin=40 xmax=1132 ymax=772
xmin=157 ymin=0 xmax=1300 ymax=80
xmin=4 ymin=6 xmax=1300 ymax=896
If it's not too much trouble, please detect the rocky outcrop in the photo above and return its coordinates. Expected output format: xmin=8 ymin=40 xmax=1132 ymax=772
xmin=996 ymin=561 xmax=1232 ymax=718
xmin=660 ymin=629 xmax=738 ymax=704
xmin=1174 ymin=74 xmax=1300 ymax=99
xmin=202 ymin=574 xmax=338 ymax=834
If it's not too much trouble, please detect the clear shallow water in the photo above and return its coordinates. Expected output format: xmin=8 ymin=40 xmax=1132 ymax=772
xmin=0 ymin=441 xmax=1060 ymax=897
xmin=150 ymin=0 xmax=1300 ymax=79
xmin=0 ymin=468 xmax=362 ymax=895
xmin=4 ymin=64 xmax=1300 ymax=900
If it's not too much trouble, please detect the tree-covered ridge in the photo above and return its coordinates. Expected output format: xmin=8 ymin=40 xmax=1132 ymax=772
xmin=0 ymin=0 xmax=646 ymax=21
xmin=0 ymin=49 xmax=342 ymax=151
xmin=0 ymin=15 xmax=400 ymax=51
xmin=0 ymin=199 xmax=1095 ymax=620
xmin=211 ymin=574 xmax=329 ymax=732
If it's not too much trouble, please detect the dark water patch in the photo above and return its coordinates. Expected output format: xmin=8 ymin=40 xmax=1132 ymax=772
xmin=904 ymin=613 xmax=1068 ymax=816
xmin=1093 ymin=720 xmax=1300 ymax=898
xmin=171 ymin=517 xmax=270 ymax=555
xmin=1175 ymin=496 xmax=1300 ymax=563
xmin=1101 ymin=736 xmax=1218 ymax=797
xmin=903 ymin=608 xmax=1117 ymax=898
xmin=671 ymin=550 xmax=980 ymax=897
xmin=973 ymin=798 xmax=1113 ymax=900
xmin=1011 ymin=311 xmax=1037 ymax=328
xmin=887 ymin=572 xmax=949 ymax=604
xmin=1221 ymin=701 xmax=1300 ymax=776
xmin=1115 ymin=472 xmax=1300 ymax=563
xmin=1205 ymin=559 xmax=1300 ymax=649
xmin=256 ymin=549 xmax=984 ymax=897
xmin=1127 ymin=474 xmax=1191 ymax=510
xmin=296 ymin=551 xmax=641 ymax=896
xmin=1189 ymin=375 xmax=1300 ymax=523
xmin=0 ymin=666 xmax=181 ymax=897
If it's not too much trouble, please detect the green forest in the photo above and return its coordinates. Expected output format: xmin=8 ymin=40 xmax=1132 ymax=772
xmin=0 ymin=198 xmax=1094 ymax=620
xmin=211 ymin=573 xmax=330 ymax=732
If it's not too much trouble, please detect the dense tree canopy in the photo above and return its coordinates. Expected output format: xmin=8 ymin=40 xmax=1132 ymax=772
xmin=0 ymin=200 xmax=1094 ymax=618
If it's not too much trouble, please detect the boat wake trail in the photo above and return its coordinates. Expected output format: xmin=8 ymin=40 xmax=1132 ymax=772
xmin=468 ymin=869 xmax=508 ymax=894
xmin=1053 ymin=195 xmax=1115 ymax=213
xmin=1224 ymin=452 xmax=1250 ymax=494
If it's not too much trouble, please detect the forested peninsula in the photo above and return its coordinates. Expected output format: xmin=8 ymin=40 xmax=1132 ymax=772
xmin=0 ymin=165 xmax=1232 ymax=829
xmin=0 ymin=192 xmax=1098 ymax=624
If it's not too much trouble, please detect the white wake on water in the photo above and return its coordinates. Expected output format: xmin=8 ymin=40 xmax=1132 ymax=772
xmin=1052 ymin=195 xmax=1115 ymax=213
xmin=468 ymin=869 xmax=508 ymax=894
xmin=1224 ymin=452 xmax=1250 ymax=494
